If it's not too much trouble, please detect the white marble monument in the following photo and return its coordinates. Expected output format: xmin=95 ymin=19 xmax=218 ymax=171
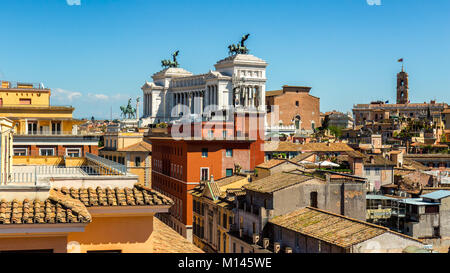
xmin=141 ymin=54 xmax=268 ymax=126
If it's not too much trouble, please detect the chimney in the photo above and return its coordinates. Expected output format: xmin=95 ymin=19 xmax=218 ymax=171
xmin=252 ymin=233 xmax=260 ymax=245
xmin=274 ymin=242 xmax=281 ymax=253
xmin=263 ymin=238 xmax=270 ymax=249
xmin=210 ymin=175 xmax=214 ymax=183
xmin=285 ymin=247 xmax=293 ymax=253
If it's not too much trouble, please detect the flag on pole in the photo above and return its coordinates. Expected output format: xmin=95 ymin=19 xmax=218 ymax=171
xmin=398 ymin=58 xmax=404 ymax=62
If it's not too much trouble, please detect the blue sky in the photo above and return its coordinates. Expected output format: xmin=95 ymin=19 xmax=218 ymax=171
xmin=0 ymin=0 xmax=449 ymax=119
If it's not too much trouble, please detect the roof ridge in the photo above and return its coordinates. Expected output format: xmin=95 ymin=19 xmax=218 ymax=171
xmin=48 ymin=189 xmax=92 ymax=222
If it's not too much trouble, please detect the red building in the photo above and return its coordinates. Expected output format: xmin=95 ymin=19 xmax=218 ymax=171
xmin=149 ymin=113 xmax=265 ymax=240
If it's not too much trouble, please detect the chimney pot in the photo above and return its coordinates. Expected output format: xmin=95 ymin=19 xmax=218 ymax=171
xmin=263 ymin=238 xmax=270 ymax=249
xmin=274 ymin=242 xmax=281 ymax=253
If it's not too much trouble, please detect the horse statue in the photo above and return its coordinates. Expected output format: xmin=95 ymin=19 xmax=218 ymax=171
xmin=120 ymin=98 xmax=137 ymax=119
xmin=161 ymin=50 xmax=180 ymax=68
xmin=228 ymin=34 xmax=250 ymax=56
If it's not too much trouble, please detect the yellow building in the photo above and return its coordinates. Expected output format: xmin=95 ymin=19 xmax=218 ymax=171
xmin=0 ymin=118 xmax=14 ymax=185
xmin=0 ymin=80 xmax=98 ymax=159
xmin=99 ymin=126 xmax=152 ymax=186
xmin=190 ymin=175 xmax=249 ymax=253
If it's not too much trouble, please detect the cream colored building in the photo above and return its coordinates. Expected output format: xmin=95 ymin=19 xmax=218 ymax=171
xmin=0 ymin=118 xmax=14 ymax=185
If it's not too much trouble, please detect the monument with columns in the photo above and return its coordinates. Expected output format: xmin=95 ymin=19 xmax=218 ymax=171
xmin=141 ymin=43 xmax=268 ymax=126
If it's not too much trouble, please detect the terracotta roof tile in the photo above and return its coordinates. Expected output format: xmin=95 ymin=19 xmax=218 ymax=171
xmin=244 ymin=171 xmax=315 ymax=193
xmin=0 ymin=191 xmax=91 ymax=225
xmin=299 ymin=143 xmax=354 ymax=152
xmin=54 ymin=184 xmax=174 ymax=207
xmin=117 ymin=141 xmax=152 ymax=152
xmin=269 ymin=207 xmax=422 ymax=248
xmin=256 ymin=159 xmax=286 ymax=169
xmin=150 ymin=218 xmax=203 ymax=253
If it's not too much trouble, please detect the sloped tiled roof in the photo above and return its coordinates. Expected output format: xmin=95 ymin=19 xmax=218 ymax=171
xmin=118 ymin=141 xmax=152 ymax=152
xmin=150 ymin=218 xmax=204 ymax=253
xmin=264 ymin=141 xmax=302 ymax=152
xmin=291 ymin=152 xmax=315 ymax=163
xmin=256 ymin=159 xmax=287 ymax=169
xmin=346 ymin=150 xmax=365 ymax=158
xmin=53 ymin=184 xmax=173 ymax=207
xmin=244 ymin=171 xmax=315 ymax=193
xmin=299 ymin=142 xmax=354 ymax=152
xmin=402 ymin=159 xmax=430 ymax=171
xmin=265 ymin=90 xmax=284 ymax=97
xmin=363 ymin=154 xmax=396 ymax=167
xmin=269 ymin=207 xmax=422 ymax=248
xmin=0 ymin=190 xmax=91 ymax=225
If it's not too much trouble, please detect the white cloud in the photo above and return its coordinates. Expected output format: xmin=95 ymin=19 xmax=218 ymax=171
xmin=66 ymin=0 xmax=81 ymax=6
xmin=88 ymin=93 xmax=109 ymax=100
xmin=53 ymin=88 xmax=82 ymax=102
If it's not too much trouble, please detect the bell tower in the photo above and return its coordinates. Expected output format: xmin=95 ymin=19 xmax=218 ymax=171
xmin=396 ymin=67 xmax=409 ymax=104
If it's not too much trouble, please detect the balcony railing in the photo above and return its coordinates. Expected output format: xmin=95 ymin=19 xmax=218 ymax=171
xmin=0 ymin=81 xmax=47 ymax=90
xmin=86 ymin=152 xmax=128 ymax=175
xmin=14 ymin=131 xmax=97 ymax=136
xmin=4 ymin=164 xmax=128 ymax=185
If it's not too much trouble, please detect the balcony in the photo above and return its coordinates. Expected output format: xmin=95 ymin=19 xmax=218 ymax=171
xmin=0 ymin=81 xmax=47 ymax=90
xmin=2 ymin=153 xmax=130 ymax=186
xmin=14 ymin=131 xmax=97 ymax=137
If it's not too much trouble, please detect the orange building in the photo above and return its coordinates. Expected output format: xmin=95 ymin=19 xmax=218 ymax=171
xmin=0 ymin=184 xmax=203 ymax=253
xmin=150 ymin=114 xmax=265 ymax=241
xmin=266 ymin=85 xmax=320 ymax=131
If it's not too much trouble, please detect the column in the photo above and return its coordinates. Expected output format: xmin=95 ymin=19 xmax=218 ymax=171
xmin=206 ymin=86 xmax=210 ymax=109
xmin=188 ymin=93 xmax=192 ymax=114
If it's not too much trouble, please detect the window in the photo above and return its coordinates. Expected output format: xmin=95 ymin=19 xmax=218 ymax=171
xmin=28 ymin=122 xmax=37 ymax=135
xmin=226 ymin=149 xmax=233 ymax=157
xmin=39 ymin=148 xmax=54 ymax=156
xmin=66 ymin=148 xmax=81 ymax=157
xmin=365 ymin=168 xmax=371 ymax=176
xmin=226 ymin=169 xmax=233 ymax=177
xmin=208 ymin=130 xmax=213 ymax=138
xmin=201 ymin=168 xmax=209 ymax=181
xmin=201 ymin=148 xmax=208 ymax=158
xmin=222 ymin=131 xmax=227 ymax=139
xmin=310 ymin=191 xmax=318 ymax=208
xmin=51 ymin=122 xmax=61 ymax=135
xmin=295 ymin=101 xmax=299 ymax=107
xmin=375 ymin=168 xmax=380 ymax=175
xmin=14 ymin=148 xmax=27 ymax=156
xmin=135 ymin=156 xmax=141 ymax=167
xmin=19 ymin=98 xmax=31 ymax=105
